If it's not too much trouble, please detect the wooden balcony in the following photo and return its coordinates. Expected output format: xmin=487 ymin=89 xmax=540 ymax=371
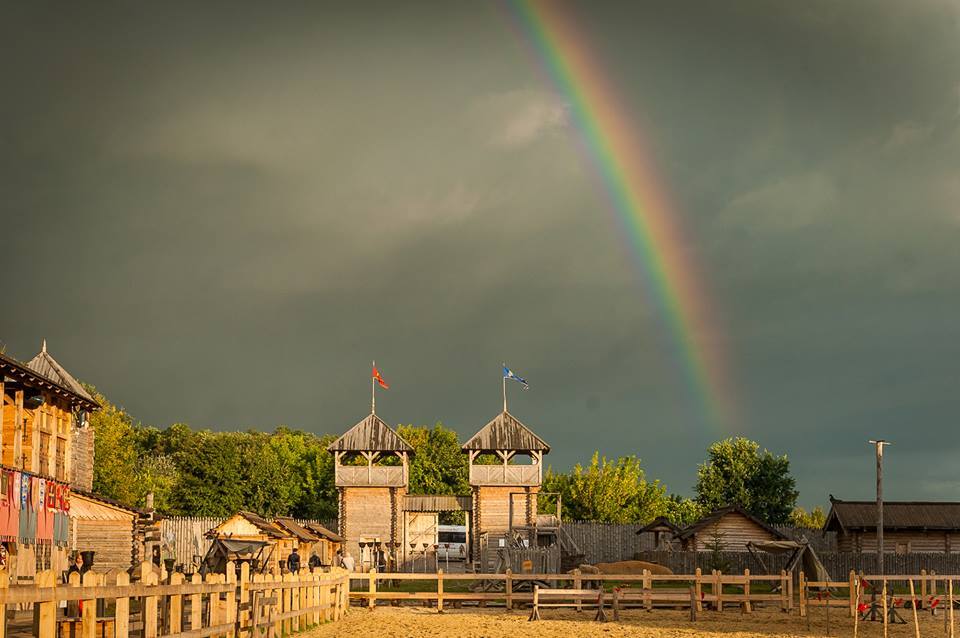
xmin=469 ymin=464 xmax=540 ymax=486
xmin=335 ymin=464 xmax=406 ymax=487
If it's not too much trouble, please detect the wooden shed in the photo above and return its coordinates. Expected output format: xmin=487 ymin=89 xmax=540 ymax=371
xmin=676 ymin=505 xmax=788 ymax=552
xmin=462 ymin=410 xmax=550 ymax=564
xmin=824 ymin=497 xmax=960 ymax=554
xmin=69 ymin=491 xmax=140 ymax=573
xmin=302 ymin=522 xmax=345 ymax=567
xmin=637 ymin=516 xmax=682 ymax=550
xmin=328 ymin=412 xmax=413 ymax=570
xmin=273 ymin=516 xmax=319 ymax=558
xmin=206 ymin=511 xmax=294 ymax=572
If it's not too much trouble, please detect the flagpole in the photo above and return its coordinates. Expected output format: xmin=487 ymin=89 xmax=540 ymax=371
xmin=502 ymin=363 xmax=507 ymax=413
xmin=371 ymin=360 xmax=376 ymax=415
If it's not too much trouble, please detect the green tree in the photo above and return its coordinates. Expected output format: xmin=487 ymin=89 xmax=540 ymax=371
xmin=663 ymin=494 xmax=705 ymax=527
xmin=544 ymin=452 xmax=667 ymax=523
xmin=88 ymin=387 xmax=140 ymax=507
xmin=789 ymin=505 xmax=826 ymax=529
xmin=397 ymin=424 xmax=469 ymax=496
xmin=694 ymin=437 xmax=798 ymax=524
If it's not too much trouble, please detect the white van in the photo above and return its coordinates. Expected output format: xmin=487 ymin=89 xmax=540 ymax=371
xmin=437 ymin=525 xmax=467 ymax=561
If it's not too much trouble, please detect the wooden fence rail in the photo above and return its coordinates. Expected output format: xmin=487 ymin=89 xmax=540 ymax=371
xmin=346 ymin=567 xmax=960 ymax=623
xmin=0 ymin=562 xmax=350 ymax=638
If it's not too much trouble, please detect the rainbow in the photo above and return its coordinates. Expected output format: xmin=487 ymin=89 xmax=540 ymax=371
xmin=503 ymin=0 xmax=737 ymax=429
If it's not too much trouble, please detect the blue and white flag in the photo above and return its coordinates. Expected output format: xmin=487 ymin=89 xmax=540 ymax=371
xmin=503 ymin=365 xmax=529 ymax=390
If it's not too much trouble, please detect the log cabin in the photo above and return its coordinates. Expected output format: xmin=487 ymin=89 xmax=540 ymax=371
xmin=328 ymin=412 xmax=412 ymax=570
xmin=675 ymin=505 xmax=789 ymax=551
xmin=824 ymin=497 xmax=960 ymax=554
xmin=0 ymin=342 xmax=100 ymax=580
xmin=461 ymin=410 xmax=550 ymax=564
xmin=68 ymin=491 xmax=140 ymax=573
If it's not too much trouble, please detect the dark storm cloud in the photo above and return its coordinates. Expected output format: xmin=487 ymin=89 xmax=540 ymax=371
xmin=3 ymin=1 xmax=959 ymax=506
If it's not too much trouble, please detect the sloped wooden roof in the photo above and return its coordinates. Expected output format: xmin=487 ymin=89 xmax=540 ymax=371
xmin=0 ymin=349 xmax=99 ymax=411
xmin=27 ymin=342 xmax=97 ymax=405
xmin=461 ymin=411 xmax=549 ymax=453
xmin=207 ymin=511 xmax=290 ymax=539
xmin=825 ymin=497 xmax=960 ymax=531
xmin=676 ymin=505 xmax=788 ymax=541
xmin=274 ymin=516 xmax=320 ymax=542
xmin=327 ymin=413 xmax=413 ymax=453
xmin=303 ymin=522 xmax=345 ymax=543
xmin=637 ymin=516 xmax=682 ymax=535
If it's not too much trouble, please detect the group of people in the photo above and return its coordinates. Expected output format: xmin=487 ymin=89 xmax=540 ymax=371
xmin=284 ymin=547 xmax=338 ymax=574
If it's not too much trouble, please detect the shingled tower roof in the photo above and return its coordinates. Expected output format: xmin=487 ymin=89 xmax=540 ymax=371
xmin=461 ymin=411 xmax=550 ymax=453
xmin=25 ymin=340 xmax=98 ymax=406
xmin=327 ymin=413 xmax=414 ymax=453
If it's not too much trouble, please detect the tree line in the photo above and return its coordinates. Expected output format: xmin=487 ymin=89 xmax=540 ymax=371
xmin=89 ymin=387 xmax=824 ymax=527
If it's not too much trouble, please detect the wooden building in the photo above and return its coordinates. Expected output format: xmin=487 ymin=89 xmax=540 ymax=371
xmin=675 ymin=505 xmax=788 ymax=551
xmin=637 ymin=516 xmax=682 ymax=550
xmin=69 ymin=491 xmax=140 ymax=573
xmin=303 ymin=522 xmax=344 ymax=567
xmin=462 ymin=410 xmax=550 ymax=563
xmin=206 ymin=511 xmax=295 ymax=572
xmin=0 ymin=343 xmax=100 ymax=581
xmin=328 ymin=413 xmax=413 ymax=569
xmin=824 ymin=497 xmax=960 ymax=554
xmin=274 ymin=516 xmax=320 ymax=562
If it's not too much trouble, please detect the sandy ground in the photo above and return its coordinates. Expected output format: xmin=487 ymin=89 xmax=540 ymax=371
xmin=303 ymin=606 xmax=954 ymax=637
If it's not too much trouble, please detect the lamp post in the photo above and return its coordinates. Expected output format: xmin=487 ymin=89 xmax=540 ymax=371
xmin=869 ymin=440 xmax=891 ymax=576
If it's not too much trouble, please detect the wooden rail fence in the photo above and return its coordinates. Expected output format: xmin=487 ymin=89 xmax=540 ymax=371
xmin=346 ymin=566 xmax=960 ymax=626
xmin=0 ymin=562 xmax=350 ymax=637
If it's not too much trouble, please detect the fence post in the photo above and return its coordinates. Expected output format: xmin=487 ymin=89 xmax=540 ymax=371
xmin=506 ymin=569 xmax=514 ymax=611
xmin=320 ymin=573 xmax=330 ymax=622
xmin=225 ymin=561 xmax=237 ymax=638
xmin=921 ymin=569 xmax=927 ymax=606
xmin=714 ymin=570 xmax=723 ymax=612
xmin=190 ymin=573 xmax=202 ymax=633
xmin=799 ymin=571 xmax=806 ymax=618
xmin=270 ymin=571 xmax=281 ymax=638
xmin=849 ymin=570 xmax=856 ymax=618
xmin=169 ymin=572 xmax=184 ymax=634
xmin=743 ymin=568 xmax=751 ymax=614
xmin=573 ymin=569 xmax=582 ymax=612
xmin=143 ymin=563 xmax=159 ymax=638
xmin=643 ymin=569 xmax=652 ymax=611
xmin=931 ymin=570 xmax=938 ymax=616
xmin=367 ymin=568 xmax=377 ymax=611
xmin=32 ymin=570 xmax=56 ymax=638
xmin=81 ymin=571 xmax=98 ymax=638
xmin=113 ymin=570 xmax=130 ymax=638
xmin=0 ymin=568 xmax=7 ymax=638
xmin=780 ymin=569 xmax=788 ymax=612
xmin=437 ymin=568 xmax=444 ymax=613
xmin=694 ymin=568 xmax=702 ymax=613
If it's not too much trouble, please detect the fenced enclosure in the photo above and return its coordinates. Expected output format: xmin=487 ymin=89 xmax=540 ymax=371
xmin=0 ymin=562 xmax=350 ymax=637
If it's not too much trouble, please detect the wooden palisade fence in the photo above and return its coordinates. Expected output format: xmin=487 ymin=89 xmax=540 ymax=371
xmin=0 ymin=562 xmax=350 ymax=638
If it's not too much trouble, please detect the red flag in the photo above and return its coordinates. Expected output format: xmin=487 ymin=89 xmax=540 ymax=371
xmin=372 ymin=366 xmax=389 ymax=389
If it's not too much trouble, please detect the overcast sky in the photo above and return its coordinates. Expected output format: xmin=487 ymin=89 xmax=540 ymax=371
xmin=3 ymin=1 xmax=960 ymax=507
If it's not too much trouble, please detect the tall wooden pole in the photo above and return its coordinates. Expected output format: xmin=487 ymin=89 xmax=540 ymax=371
xmin=372 ymin=360 xmax=376 ymax=415
xmin=870 ymin=440 xmax=890 ymax=576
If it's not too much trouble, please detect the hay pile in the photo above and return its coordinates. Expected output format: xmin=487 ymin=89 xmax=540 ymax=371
xmin=590 ymin=560 xmax=674 ymax=575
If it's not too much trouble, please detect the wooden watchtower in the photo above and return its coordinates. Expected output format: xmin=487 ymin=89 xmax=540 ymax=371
xmin=327 ymin=412 xmax=413 ymax=568
xmin=462 ymin=410 xmax=550 ymax=563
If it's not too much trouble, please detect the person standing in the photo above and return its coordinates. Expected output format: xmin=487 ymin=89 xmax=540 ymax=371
xmin=287 ymin=547 xmax=301 ymax=574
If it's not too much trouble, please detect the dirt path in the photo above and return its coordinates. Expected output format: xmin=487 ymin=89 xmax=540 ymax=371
xmin=301 ymin=606 xmax=950 ymax=637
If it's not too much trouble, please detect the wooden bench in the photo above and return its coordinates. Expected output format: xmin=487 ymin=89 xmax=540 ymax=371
xmin=528 ymin=587 xmax=607 ymax=622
